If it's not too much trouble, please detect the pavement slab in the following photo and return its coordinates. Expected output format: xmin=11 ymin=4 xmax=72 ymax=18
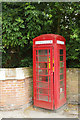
xmin=0 ymin=104 xmax=78 ymax=119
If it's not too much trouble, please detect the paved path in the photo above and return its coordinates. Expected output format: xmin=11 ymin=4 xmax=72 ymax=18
xmin=0 ymin=104 xmax=78 ymax=119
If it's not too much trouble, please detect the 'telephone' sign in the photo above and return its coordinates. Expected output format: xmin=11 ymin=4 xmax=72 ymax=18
xmin=57 ymin=40 xmax=64 ymax=45
xmin=35 ymin=40 xmax=53 ymax=45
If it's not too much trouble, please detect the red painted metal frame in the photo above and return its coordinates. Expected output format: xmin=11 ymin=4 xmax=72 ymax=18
xmin=54 ymin=45 xmax=66 ymax=109
xmin=33 ymin=47 xmax=53 ymax=110
xmin=33 ymin=34 xmax=66 ymax=110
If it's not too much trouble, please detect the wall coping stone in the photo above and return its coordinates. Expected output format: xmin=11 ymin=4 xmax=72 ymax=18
xmin=0 ymin=67 xmax=79 ymax=81
xmin=0 ymin=67 xmax=33 ymax=80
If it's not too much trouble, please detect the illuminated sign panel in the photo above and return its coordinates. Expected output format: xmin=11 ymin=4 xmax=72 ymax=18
xmin=35 ymin=40 xmax=53 ymax=45
xmin=57 ymin=40 xmax=64 ymax=45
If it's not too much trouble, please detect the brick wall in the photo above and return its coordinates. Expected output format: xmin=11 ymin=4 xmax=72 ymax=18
xmin=0 ymin=67 xmax=33 ymax=110
xmin=0 ymin=67 xmax=79 ymax=110
xmin=66 ymin=68 xmax=79 ymax=104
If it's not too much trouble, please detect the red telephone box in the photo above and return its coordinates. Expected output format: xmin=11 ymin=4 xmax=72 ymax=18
xmin=33 ymin=34 xmax=66 ymax=110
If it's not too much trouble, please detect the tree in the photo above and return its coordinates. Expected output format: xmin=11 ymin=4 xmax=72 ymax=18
xmin=2 ymin=2 xmax=80 ymax=68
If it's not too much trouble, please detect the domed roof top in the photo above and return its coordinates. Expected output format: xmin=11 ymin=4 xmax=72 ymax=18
xmin=33 ymin=34 xmax=66 ymax=46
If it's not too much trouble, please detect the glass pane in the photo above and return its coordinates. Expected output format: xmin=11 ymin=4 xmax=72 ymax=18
xmin=36 ymin=56 xmax=38 ymax=61
xmin=39 ymin=69 xmax=48 ymax=75
xmin=49 ymin=96 xmax=51 ymax=102
xmin=38 ymin=88 xmax=48 ymax=95
xmin=36 ymin=75 xmax=38 ymax=81
xmin=37 ymin=88 xmax=38 ymax=94
xmin=39 ymin=56 xmax=47 ymax=62
xmin=60 ymin=56 xmax=63 ymax=61
xmin=39 ymin=63 xmax=47 ymax=68
xmin=49 ymin=76 xmax=50 ymax=82
xmin=36 ymin=50 xmax=37 ymax=55
xmin=49 ymin=56 xmax=50 ymax=62
xmin=60 ymin=74 xmax=63 ymax=80
xmin=49 ymin=49 xmax=50 ymax=55
xmin=60 ymin=68 xmax=63 ymax=73
xmin=38 ymin=50 xmax=47 ymax=55
xmin=38 ymin=95 xmax=48 ymax=101
xmin=60 ymin=92 xmax=64 ymax=100
xmin=37 ymin=82 xmax=48 ymax=88
xmin=36 ymin=63 xmax=38 ymax=68
xmin=60 ymin=62 xmax=64 ymax=67
xmin=60 ymin=80 xmax=64 ymax=86
xmin=37 ymin=94 xmax=38 ymax=100
xmin=39 ymin=76 xmax=48 ymax=82
xmin=60 ymin=49 xmax=63 ymax=55
xmin=49 ymin=77 xmax=51 ymax=87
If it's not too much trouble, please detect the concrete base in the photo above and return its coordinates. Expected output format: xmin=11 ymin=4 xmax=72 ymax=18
xmin=33 ymin=103 xmax=67 ymax=112
xmin=54 ymin=103 xmax=67 ymax=113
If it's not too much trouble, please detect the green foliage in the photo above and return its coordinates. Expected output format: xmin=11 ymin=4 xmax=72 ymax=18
xmin=2 ymin=2 xmax=80 ymax=68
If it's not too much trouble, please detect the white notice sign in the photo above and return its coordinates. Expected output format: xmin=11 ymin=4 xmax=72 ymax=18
xmin=35 ymin=40 xmax=53 ymax=45
xmin=57 ymin=40 xmax=64 ymax=45
xmin=60 ymin=88 xmax=63 ymax=93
